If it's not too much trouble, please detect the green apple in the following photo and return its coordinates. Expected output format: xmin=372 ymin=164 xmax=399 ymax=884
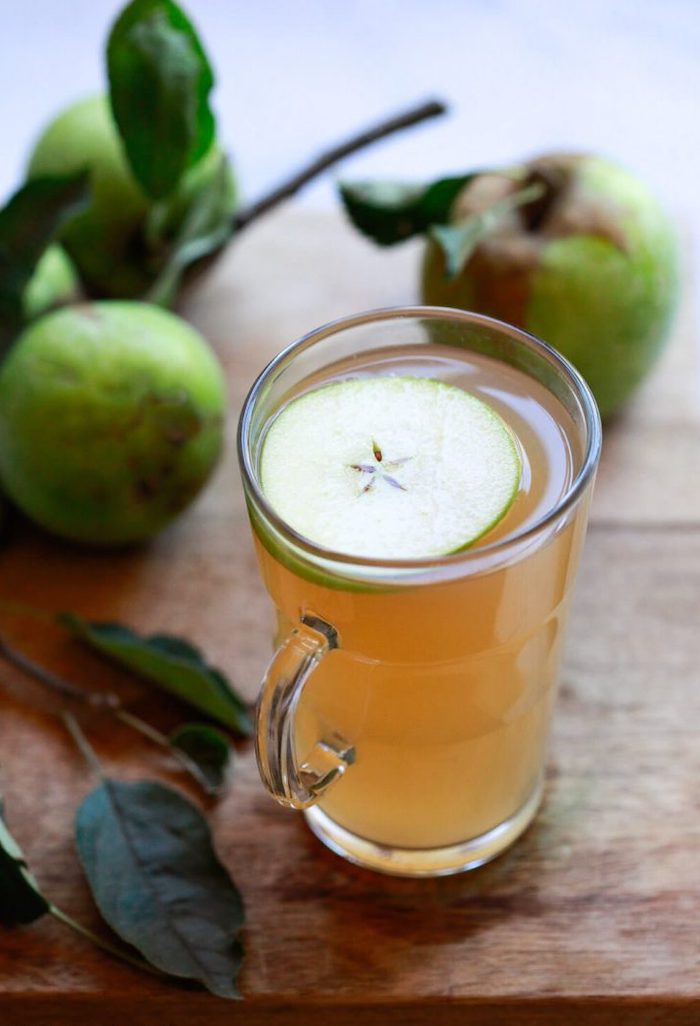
xmin=26 ymin=95 xmax=237 ymax=299
xmin=422 ymin=154 xmax=680 ymax=418
xmin=261 ymin=376 xmax=521 ymax=559
xmin=0 ymin=302 xmax=226 ymax=545
xmin=23 ymin=245 xmax=81 ymax=320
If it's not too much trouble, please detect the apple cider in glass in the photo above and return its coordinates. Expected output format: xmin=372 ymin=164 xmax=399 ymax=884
xmin=239 ymin=309 xmax=600 ymax=876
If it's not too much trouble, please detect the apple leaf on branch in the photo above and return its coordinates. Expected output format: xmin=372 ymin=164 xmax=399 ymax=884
xmin=0 ymin=801 xmax=50 ymax=926
xmin=169 ymin=723 xmax=233 ymax=792
xmin=338 ymin=174 xmax=478 ymax=246
xmin=76 ymin=777 xmax=245 ymax=997
xmin=0 ymin=174 xmax=90 ymax=352
xmin=146 ymin=152 xmax=235 ymax=306
xmin=59 ymin=614 xmax=253 ymax=736
xmin=107 ymin=0 xmax=216 ymax=199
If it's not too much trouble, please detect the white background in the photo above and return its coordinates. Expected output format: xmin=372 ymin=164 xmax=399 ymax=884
xmin=1 ymin=1 xmax=698 ymax=249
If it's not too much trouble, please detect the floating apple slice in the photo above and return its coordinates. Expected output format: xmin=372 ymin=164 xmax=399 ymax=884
xmin=260 ymin=376 xmax=522 ymax=560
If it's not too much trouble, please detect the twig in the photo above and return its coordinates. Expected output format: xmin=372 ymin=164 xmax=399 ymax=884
xmin=49 ymin=904 xmax=166 ymax=978
xmin=0 ymin=601 xmax=55 ymax=623
xmin=0 ymin=634 xmax=221 ymax=795
xmin=116 ymin=709 xmax=221 ymax=796
xmin=61 ymin=711 xmax=104 ymax=780
xmin=0 ymin=634 xmax=118 ymax=709
xmin=115 ymin=707 xmax=169 ymax=746
xmin=232 ymin=97 xmax=447 ymax=233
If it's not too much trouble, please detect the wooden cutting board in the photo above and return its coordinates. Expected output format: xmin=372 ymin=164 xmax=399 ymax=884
xmin=0 ymin=209 xmax=698 ymax=1025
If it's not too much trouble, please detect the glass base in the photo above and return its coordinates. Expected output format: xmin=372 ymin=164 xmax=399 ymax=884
xmin=304 ymin=777 xmax=544 ymax=877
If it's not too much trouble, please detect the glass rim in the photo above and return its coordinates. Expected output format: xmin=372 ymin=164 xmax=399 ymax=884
xmin=237 ymin=305 xmax=602 ymax=573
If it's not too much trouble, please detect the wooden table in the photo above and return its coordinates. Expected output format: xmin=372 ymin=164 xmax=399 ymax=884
xmin=0 ymin=210 xmax=698 ymax=1025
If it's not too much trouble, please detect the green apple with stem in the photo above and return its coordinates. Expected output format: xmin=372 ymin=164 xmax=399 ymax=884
xmin=420 ymin=154 xmax=679 ymax=419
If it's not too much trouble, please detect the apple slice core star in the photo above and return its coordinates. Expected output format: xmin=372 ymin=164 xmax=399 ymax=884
xmin=259 ymin=376 xmax=522 ymax=561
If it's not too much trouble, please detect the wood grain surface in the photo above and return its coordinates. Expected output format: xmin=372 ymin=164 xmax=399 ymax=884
xmin=0 ymin=209 xmax=698 ymax=1025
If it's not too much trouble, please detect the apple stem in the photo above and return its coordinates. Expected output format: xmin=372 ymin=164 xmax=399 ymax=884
xmin=519 ymin=166 xmax=566 ymax=231
xmin=231 ymin=98 xmax=448 ymax=234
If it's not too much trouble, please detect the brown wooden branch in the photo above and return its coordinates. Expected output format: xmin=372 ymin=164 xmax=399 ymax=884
xmin=232 ymin=97 xmax=447 ymax=233
xmin=0 ymin=634 xmax=118 ymax=709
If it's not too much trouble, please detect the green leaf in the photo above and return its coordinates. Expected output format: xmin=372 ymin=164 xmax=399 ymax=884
xmin=107 ymin=0 xmax=216 ymax=200
xmin=59 ymin=614 xmax=253 ymax=736
xmin=146 ymin=152 xmax=234 ymax=306
xmin=0 ymin=173 xmax=90 ymax=353
xmin=0 ymin=800 xmax=50 ymax=926
xmin=76 ymin=779 xmax=244 ymax=997
xmin=338 ymin=174 xmax=478 ymax=246
xmin=430 ymin=182 xmax=546 ymax=279
xmin=169 ymin=723 xmax=233 ymax=794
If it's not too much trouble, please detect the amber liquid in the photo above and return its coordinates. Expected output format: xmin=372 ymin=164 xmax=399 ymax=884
xmin=254 ymin=344 xmax=589 ymax=851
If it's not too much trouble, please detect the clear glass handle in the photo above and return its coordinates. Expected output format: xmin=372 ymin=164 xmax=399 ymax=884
xmin=255 ymin=613 xmax=355 ymax=810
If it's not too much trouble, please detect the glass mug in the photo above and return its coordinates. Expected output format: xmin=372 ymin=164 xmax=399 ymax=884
xmin=238 ymin=307 xmax=601 ymax=876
